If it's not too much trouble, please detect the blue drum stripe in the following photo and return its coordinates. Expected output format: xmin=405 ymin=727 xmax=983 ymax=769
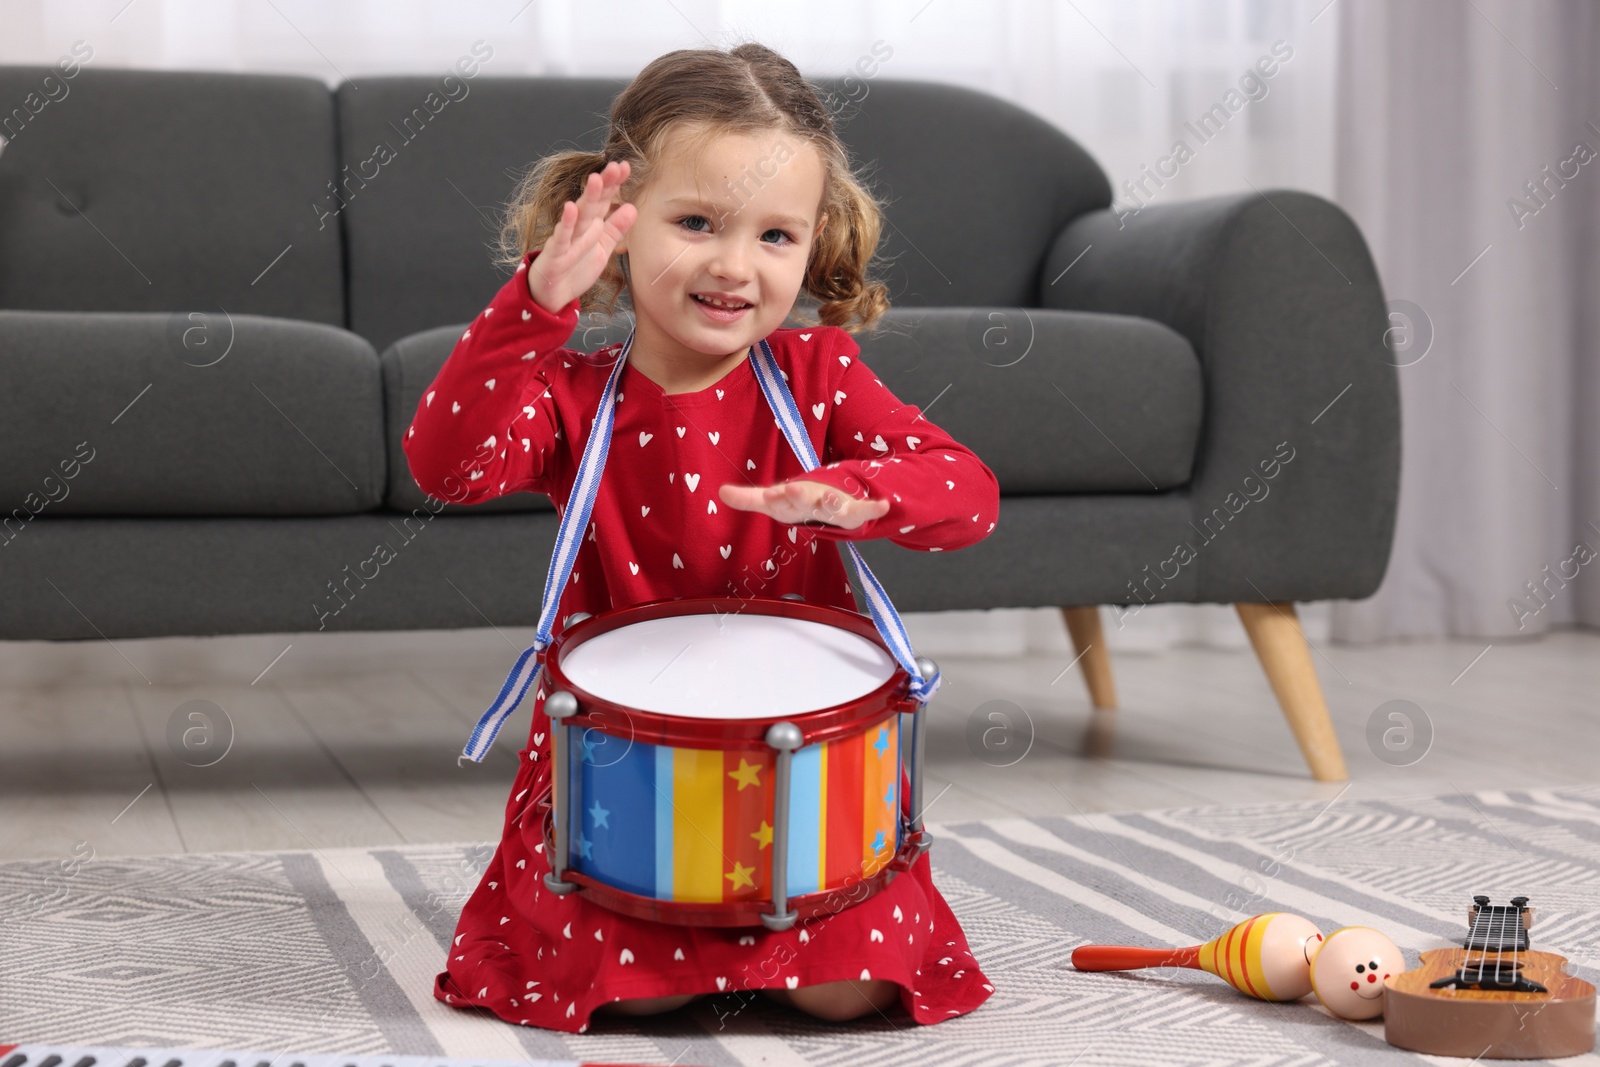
xmin=787 ymin=742 xmax=823 ymax=897
xmin=654 ymin=743 xmax=674 ymax=899
xmin=580 ymin=734 xmax=656 ymax=897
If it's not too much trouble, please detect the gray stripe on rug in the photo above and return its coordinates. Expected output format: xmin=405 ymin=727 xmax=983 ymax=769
xmin=277 ymin=850 xmax=443 ymax=1056
xmin=371 ymin=845 xmax=578 ymax=1062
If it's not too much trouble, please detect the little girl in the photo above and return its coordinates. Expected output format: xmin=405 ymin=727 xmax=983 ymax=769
xmin=404 ymin=42 xmax=999 ymax=1034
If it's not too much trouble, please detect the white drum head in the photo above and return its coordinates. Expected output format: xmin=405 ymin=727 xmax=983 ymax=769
xmin=558 ymin=610 xmax=898 ymax=719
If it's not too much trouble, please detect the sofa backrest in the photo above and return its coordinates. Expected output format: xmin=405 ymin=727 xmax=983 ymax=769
xmin=335 ymin=75 xmax=625 ymax=354
xmin=0 ymin=67 xmax=345 ymax=325
xmin=337 ymin=74 xmax=1111 ymax=353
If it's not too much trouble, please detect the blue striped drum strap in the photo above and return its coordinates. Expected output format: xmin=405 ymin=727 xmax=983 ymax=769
xmin=459 ymin=329 xmax=942 ymax=763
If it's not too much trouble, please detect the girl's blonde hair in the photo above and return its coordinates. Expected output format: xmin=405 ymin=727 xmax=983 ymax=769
xmin=498 ymin=41 xmax=891 ymax=334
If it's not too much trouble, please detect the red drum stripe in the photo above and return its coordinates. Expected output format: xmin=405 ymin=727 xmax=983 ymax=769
xmin=823 ymin=731 xmax=865 ymax=887
xmin=720 ymin=748 xmax=771 ymax=902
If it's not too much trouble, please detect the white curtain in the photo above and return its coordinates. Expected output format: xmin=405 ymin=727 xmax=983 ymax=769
xmin=1330 ymin=0 xmax=1600 ymax=645
xmin=9 ymin=0 xmax=1447 ymax=656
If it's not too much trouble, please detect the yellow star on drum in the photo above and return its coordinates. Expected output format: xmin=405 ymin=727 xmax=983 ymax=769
xmin=751 ymin=820 xmax=773 ymax=849
xmin=727 ymin=757 xmax=762 ymax=791
xmin=725 ymin=860 xmax=757 ymax=890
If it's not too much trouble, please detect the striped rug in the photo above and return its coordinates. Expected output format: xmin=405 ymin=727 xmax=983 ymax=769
xmin=4 ymin=787 xmax=1599 ymax=1066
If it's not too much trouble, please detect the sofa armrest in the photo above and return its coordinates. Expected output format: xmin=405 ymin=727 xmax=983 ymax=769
xmin=1038 ymin=190 xmax=1401 ymax=604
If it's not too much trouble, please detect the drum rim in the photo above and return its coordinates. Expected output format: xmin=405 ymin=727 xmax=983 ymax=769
xmin=543 ymin=595 xmax=914 ymax=748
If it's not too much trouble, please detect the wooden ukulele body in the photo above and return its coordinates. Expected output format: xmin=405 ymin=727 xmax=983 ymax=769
xmin=1385 ymin=902 xmax=1596 ymax=1059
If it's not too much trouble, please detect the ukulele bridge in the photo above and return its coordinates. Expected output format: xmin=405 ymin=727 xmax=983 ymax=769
xmin=1428 ymin=958 xmax=1548 ymax=994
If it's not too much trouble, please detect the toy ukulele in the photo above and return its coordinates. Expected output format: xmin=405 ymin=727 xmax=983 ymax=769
xmin=1385 ymin=895 xmax=1596 ymax=1059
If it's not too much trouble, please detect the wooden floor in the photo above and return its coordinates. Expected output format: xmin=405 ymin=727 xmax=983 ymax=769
xmin=2 ymin=611 xmax=1595 ymax=864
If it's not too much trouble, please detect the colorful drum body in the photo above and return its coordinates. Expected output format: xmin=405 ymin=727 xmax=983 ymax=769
xmin=535 ymin=595 xmax=932 ymax=928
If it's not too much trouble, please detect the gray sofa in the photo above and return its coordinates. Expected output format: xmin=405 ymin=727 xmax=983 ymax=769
xmin=0 ymin=67 xmax=1398 ymax=781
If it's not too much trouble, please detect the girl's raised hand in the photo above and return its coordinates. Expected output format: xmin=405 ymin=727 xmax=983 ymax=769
xmin=718 ymin=480 xmax=891 ymax=531
xmin=527 ymin=159 xmax=638 ymax=315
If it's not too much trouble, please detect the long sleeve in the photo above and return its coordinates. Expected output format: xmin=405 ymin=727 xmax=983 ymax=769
xmin=402 ymin=249 xmax=579 ymax=506
xmin=782 ymin=327 xmax=1000 ymax=552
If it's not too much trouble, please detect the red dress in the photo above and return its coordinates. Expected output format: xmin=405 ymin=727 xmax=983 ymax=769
xmin=403 ymin=249 xmax=1000 ymax=1033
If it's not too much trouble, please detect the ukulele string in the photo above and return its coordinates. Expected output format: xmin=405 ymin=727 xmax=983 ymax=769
xmin=1510 ymin=898 xmax=1522 ymax=986
xmin=1469 ymin=900 xmax=1488 ymax=985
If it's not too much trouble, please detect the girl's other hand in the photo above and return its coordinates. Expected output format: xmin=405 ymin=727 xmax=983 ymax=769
xmin=527 ymin=160 xmax=638 ymax=315
xmin=718 ymin=480 xmax=891 ymax=531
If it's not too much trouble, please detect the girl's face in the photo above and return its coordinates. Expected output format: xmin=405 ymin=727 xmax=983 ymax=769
xmin=614 ymin=125 xmax=828 ymax=366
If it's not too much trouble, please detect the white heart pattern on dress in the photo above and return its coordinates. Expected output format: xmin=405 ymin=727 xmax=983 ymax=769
xmin=746 ymin=459 xmax=756 ymax=470
xmin=716 ymin=389 xmax=724 ymax=400
xmin=641 ymin=506 xmax=650 ymax=516
xmin=685 ymin=473 xmax=700 ymax=492
xmin=786 ymin=976 xmax=799 ymax=989
xmin=451 ymin=401 xmax=461 ymax=414
xmin=425 ymin=390 xmax=435 ymax=406
xmin=676 ymin=426 xmax=686 ymax=437
xmin=946 ymin=480 xmax=955 ymax=489
xmin=812 ymin=403 xmax=826 ymax=420
xmin=484 ymin=378 xmax=495 ymax=390
xmin=639 ymin=431 xmax=653 ymax=446
xmin=673 ymin=553 xmax=684 ymax=569
xmin=906 ymin=436 xmax=920 ymax=449
xmin=719 ymin=544 xmax=732 ymax=558
xmin=871 ymin=435 xmax=888 ymax=452
xmin=522 ymin=309 xmax=531 ymax=321
xmin=628 ymin=561 xmax=639 ymax=575
xmin=800 ymin=333 xmax=811 ymax=341
xmin=709 ymin=431 xmax=719 ymax=444
xmin=619 ymin=948 xmax=634 ymax=964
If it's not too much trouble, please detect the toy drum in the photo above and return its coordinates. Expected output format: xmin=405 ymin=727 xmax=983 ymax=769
xmin=533 ymin=594 xmax=935 ymax=929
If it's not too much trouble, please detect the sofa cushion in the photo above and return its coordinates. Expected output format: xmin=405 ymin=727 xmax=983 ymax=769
xmin=0 ymin=311 xmax=384 ymax=515
xmin=0 ymin=67 xmax=344 ymax=326
xmin=336 ymin=75 xmax=1110 ymax=354
xmin=859 ymin=307 xmax=1201 ymax=493
xmin=380 ymin=305 xmax=1199 ymax=511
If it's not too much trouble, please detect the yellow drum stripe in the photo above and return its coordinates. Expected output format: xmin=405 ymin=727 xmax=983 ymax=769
xmin=817 ymin=740 xmax=829 ymax=890
xmin=672 ymin=746 xmax=724 ymax=902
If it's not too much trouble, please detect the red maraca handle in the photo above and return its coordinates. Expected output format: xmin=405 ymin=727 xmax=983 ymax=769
xmin=1072 ymin=944 xmax=1202 ymax=971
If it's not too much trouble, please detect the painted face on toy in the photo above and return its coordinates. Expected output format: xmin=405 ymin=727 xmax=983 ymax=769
xmin=1310 ymin=926 xmax=1405 ymax=1020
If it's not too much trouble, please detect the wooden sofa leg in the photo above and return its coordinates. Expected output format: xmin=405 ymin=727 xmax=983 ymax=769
xmin=1235 ymin=602 xmax=1349 ymax=782
xmin=1061 ymin=606 xmax=1117 ymax=709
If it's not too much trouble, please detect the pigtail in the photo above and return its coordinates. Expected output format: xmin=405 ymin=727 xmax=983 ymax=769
xmin=802 ymin=173 xmax=892 ymax=335
xmin=497 ymin=149 xmax=633 ymax=318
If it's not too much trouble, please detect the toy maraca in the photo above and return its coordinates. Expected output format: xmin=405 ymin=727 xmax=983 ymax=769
xmin=1072 ymin=912 xmax=1325 ymax=1001
xmin=1309 ymin=925 xmax=1405 ymax=1020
